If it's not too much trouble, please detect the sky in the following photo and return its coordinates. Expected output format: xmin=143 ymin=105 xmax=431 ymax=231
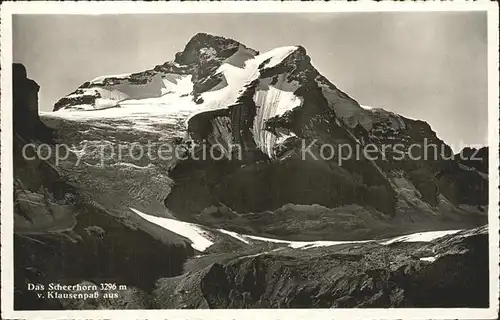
xmin=13 ymin=12 xmax=488 ymax=150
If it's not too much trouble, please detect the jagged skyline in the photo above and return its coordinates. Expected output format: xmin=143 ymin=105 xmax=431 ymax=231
xmin=12 ymin=12 xmax=487 ymax=151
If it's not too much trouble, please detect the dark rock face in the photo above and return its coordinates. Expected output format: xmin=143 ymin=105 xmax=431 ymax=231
xmin=437 ymin=147 xmax=489 ymax=206
xmin=457 ymin=147 xmax=489 ymax=174
xmin=153 ymin=227 xmax=488 ymax=308
xmin=53 ymin=93 xmax=99 ymax=112
xmin=175 ymin=33 xmax=247 ymax=65
xmin=174 ymin=33 xmax=258 ymax=99
xmin=12 ymin=65 xmax=67 ymax=219
xmin=13 ymin=63 xmax=52 ymax=142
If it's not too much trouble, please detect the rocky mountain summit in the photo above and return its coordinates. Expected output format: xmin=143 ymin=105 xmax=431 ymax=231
xmin=13 ymin=33 xmax=490 ymax=309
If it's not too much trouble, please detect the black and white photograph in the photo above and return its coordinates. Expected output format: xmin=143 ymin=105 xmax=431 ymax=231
xmin=1 ymin=2 xmax=499 ymax=319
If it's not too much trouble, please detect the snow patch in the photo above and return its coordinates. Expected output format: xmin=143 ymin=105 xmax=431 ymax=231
xmin=258 ymin=46 xmax=299 ymax=69
xmin=252 ymin=76 xmax=302 ymax=157
xmin=61 ymin=74 xmax=192 ymax=113
xmin=91 ymin=72 xmax=132 ymax=84
xmin=130 ymin=208 xmax=214 ymax=251
xmin=217 ymin=229 xmax=250 ymax=244
xmin=381 ymin=230 xmax=462 ymax=245
xmin=241 ymin=234 xmax=370 ymax=249
xmin=94 ymin=98 xmax=119 ymax=110
xmin=44 ymin=93 xmax=198 ymax=134
xmin=420 ymin=256 xmax=437 ymax=262
xmin=241 ymin=234 xmax=291 ymax=245
xmin=112 ymin=162 xmax=155 ymax=170
xmin=193 ymin=46 xmax=299 ymax=118
xmin=253 ymin=86 xmax=302 ymax=118
xmin=161 ymin=74 xmax=193 ymax=96
xmin=275 ymin=132 xmax=297 ymax=145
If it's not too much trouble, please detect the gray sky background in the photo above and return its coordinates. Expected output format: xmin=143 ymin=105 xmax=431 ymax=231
xmin=13 ymin=12 xmax=488 ymax=150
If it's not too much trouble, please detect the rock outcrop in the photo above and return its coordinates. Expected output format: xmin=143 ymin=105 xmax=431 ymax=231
xmin=13 ymin=63 xmax=52 ymax=142
xmin=153 ymin=226 xmax=488 ymax=308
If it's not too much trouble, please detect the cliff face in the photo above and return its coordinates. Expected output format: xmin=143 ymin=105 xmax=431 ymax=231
xmin=13 ymin=64 xmax=64 ymax=222
xmin=437 ymin=147 xmax=489 ymax=207
xmin=13 ymin=63 xmax=39 ymax=114
xmin=13 ymin=63 xmax=52 ymax=142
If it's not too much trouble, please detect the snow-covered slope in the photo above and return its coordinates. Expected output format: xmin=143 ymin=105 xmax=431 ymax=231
xmin=51 ymin=33 xmax=452 ymax=163
xmin=381 ymin=229 xmax=462 ymax=245
xmin=252 ymin=75 xmax=302 ymax=155
xmin=51 ymin=33 xmax=417 ymax=161
xmin=54 ymin=73 xmax=193 ymax=111
xmin=201 ymin=46 xmax=299 ymax=112
xmin=130 ymin=208 xmax=213 ymax=251
xmin=52 ymin=42 xmax=306 ymax=158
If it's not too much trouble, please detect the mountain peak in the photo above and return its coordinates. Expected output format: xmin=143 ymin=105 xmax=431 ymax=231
xmin=174 ymin=33 xmax=258 ymax=65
